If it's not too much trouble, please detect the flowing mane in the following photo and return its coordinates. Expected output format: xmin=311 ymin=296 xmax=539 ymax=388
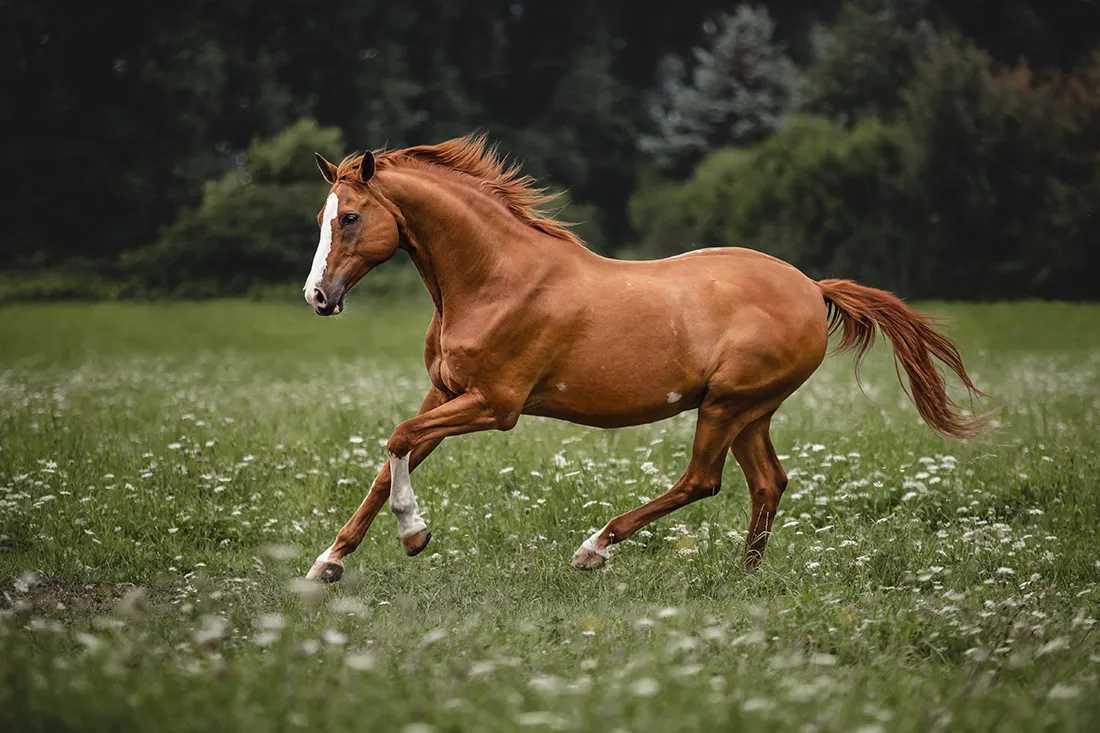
xmin=334 ymin=133 xmax=582 ymax=246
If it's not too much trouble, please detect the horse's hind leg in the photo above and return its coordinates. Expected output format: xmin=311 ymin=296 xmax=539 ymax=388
xmin=570 ymin=397 xmax=760 ymax=570
xmin=731 ymin=414 xmax=788 ymax=570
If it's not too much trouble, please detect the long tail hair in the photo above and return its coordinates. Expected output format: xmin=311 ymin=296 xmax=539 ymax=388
xmin=817 ymin=279 xmax=990 ymax=440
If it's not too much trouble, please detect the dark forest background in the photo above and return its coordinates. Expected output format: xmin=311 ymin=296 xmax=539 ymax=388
xmin=2 ymin=0 xmax=1098 ymax=301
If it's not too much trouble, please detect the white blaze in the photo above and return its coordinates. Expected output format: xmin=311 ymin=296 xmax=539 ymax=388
xmin=304 ymin=192 xmax=340 ymax=295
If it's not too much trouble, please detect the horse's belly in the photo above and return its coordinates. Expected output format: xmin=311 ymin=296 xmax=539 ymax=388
xmin=523 ymin=364 xmax=704 ymax=429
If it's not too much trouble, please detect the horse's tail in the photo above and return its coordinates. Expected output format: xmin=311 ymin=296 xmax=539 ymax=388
xmin=816 ymin=278 xmax=990 ymax=441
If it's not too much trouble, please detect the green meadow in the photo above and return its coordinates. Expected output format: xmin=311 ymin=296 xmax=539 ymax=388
xmin=1 ymin=299 xmax=1097 ymax=732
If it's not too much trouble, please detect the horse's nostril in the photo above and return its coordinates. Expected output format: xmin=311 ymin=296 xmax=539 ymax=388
xmin=313 ymin=288 xmax=327 ymax=307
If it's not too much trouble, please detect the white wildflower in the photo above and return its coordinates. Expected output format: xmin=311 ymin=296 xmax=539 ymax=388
xmin=1036 ymin=637 xmax=1068 ymax=657
xmin=742 ymin=698 xmax=773 ymax=712
xmin=1047 ymin=684 xmax=1080 ymax=700
xmin=253 ymin=630 xmax=279 ymax=647
xmin=321 ymin=628 xmax=347 ymax=646
xmin=14 ymin=571 xmax=42 ymax=593
xmin=347 ymin=651 xmax=377 ymax=671
xmin=193 ymin=615 xmax=228 ymax=648
xmin=516 ymin=712 xmax=566 ymax=728
xmin=402 ymin=723 xmax=435 ymax=733
xmin=421 ymin=628 xmax=447 ymax=646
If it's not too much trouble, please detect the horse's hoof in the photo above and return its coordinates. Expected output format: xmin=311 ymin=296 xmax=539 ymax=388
xmin=402 ymin=528 xmax=432 ymax=557
xmin=744 ymin=550 xmax=764 ymax=572
xmin=305 ymin=558 xmax=344 ymax=583
xmin=570 ymin=545 xmax=607 ymax=571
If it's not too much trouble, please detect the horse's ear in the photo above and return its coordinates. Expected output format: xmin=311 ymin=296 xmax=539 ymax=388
xmin=315 ymin=153 xmax=338 ymax=184
xmin=359 ymin=151 xmax=375 ymax=183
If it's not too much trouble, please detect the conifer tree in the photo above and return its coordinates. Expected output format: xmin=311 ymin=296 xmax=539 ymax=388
xmin=640 ymin=5 xmax=803 ymax=174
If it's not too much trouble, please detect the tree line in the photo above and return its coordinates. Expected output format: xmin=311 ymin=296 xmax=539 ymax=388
xmin=1 ymin=0 xmax=1097 ymax=301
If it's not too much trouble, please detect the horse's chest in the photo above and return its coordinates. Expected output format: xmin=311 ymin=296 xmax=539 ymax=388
xmin=433 ymin=334 xmax=481 ymax=395
xmin=435 ymin=357 xmax=466 ymax=395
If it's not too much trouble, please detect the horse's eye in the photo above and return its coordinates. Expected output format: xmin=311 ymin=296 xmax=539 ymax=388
xmin=340 ymin=212 xmax=359 ymax=227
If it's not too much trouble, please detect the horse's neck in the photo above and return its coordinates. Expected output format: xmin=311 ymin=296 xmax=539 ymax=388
xmin=377 ymin=168 xmax=553 ymax=313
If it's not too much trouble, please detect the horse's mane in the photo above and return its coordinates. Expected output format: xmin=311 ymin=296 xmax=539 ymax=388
xmin=334 ymin=133 xmax=582 ymax=246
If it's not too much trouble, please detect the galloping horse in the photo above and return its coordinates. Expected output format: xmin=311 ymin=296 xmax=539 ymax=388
xmin=302 ymin=134 xmax=986 ymax=582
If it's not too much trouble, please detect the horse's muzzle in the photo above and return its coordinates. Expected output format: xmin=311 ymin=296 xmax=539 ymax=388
xmin=307 ymin=285 xmax=345 ymax=316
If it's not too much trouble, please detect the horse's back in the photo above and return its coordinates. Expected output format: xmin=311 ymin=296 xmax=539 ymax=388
xmin=602 ymin=246 xmax=828 ymax=344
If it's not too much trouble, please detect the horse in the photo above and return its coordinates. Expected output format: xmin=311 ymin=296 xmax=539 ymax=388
xmin=301 ymin=133 xmax=987 ymax=583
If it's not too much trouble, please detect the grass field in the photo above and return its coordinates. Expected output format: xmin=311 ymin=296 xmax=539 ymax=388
xmin=1 ymin=298 xmax=1098 ymax=732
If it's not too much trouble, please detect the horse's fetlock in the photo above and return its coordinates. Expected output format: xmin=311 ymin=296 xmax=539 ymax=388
xmin=753 ymin=486 xmax=780 ymax=511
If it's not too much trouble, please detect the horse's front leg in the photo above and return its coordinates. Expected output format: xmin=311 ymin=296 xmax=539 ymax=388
xmin=306 ymin=386 xmax=452 ymax=582
xmin=385 ymin=390 xmax=510 ymax=546
xmin=306 ymin=390 xmax=510 ymax=582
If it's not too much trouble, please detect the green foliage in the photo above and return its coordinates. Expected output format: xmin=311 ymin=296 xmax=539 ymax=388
xmin=734 ymin=116 xmax=912 ymax=286
xmin=504 ymin=21 xmax=649 ymax=250
xmin=5 ymin=1 xmax=1100 ymax=302
xmin=118 ymin=120 xmax=344 ymax=297
xmin=0 ymin=2 xmax=666 ymax=271
xmin=640 ymin=5 xmax=804 ymax=174
xmin=632 ymin=115 xmax=913 ymax=289
xmin=0 ymin=268 xmax=123 ymax=304
xmin=804 ymin=0 xmax=934 ymax=124
xmin=632 ymin=33 xmax=1100 ymax=300
xmin=900 ymin=35 xmax=1087 ymax=298
xmin=628 ymin=149 xmax=753 ymax=256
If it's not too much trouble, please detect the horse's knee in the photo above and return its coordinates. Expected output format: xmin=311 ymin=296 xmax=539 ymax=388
xmin=386 ymin=426 xmax=415 ymax=457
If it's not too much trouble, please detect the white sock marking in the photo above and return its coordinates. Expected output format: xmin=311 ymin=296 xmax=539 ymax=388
xmin=304 ymin=192 xmax=339 ymax=296
xmin=389 ymin=453 xmax=428 ymax=539
xmin=580 ymin=523 xmax=611 ymax=559
xmin=313 ymin=543 xmax=336 ymax=566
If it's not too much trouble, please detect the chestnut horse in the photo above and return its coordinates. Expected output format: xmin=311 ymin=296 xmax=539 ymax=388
xmin=302 ymin=134 xmax=986 ymax=582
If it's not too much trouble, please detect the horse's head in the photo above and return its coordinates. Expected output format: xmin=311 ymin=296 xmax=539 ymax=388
xmin=303 ymin=152 xmax=401 ymax=316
